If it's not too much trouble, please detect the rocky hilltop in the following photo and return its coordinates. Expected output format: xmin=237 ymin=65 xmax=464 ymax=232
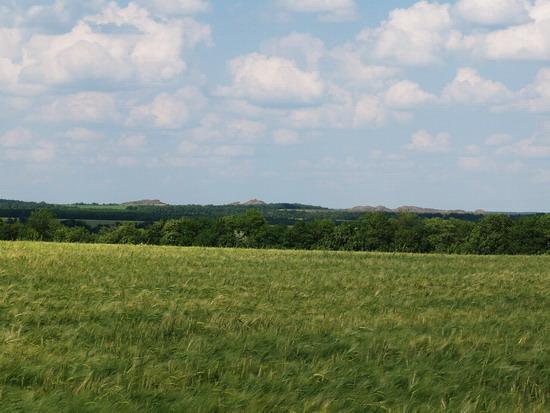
xmin=347 ymin=205 xmax=486 ymax=215
xmin=230 ymin=199 xmax=267 ymax=206
xmin=121 ymin=199 xmax=167 ymax=206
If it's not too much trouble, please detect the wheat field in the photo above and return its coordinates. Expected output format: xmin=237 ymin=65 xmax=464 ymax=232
xmin=0 ymin=241 xmax=548 ymax=412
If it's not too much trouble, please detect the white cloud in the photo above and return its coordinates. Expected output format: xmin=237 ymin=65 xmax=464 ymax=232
xmin=453 ymin=0 xmax=530 ymax=26
xmin=382 ymin=80 xmax=437 ymax=108
xmin=486 ymin=133 xmax=515 ymax=146
xmin=289 ymin=91 xmax=409 ymax=129
xmin=116 ymin=156 xmax=139 ymax=167
xmin=178 ymin=140 xmax=203 ymax=154
xmin=0 ymin=128 xmax=33 ymax=147
xmin=290 ymin=103 xmax=352 ymax=129
xmin=449 ymin=2 xmax=550 ymax=61
xmin=214 ymin=53 xmax=325 ymax=105
xmin=441 ymin=67 xmax=513 ymax=105
xmin=176 ymin=140 xmax=254 ymax=158
xmin=329 ymin=46 xmax=400 ymax=90
xmin=128 ymin=93 xmax=189 ymax=129
xmin=135 ymin=0 xmax=211 ymax=16
xmin=0 ymin=27 xmax=23 ymax=61
xmin=225 ymin=119 xmax=266 ymax=143
xmin=4 ymin=140 xmax=55 ymax=162
xmin=63 ymin=127 xmax=105 ymax=141
xmin=127 ymin=87 xmax=206 ymax=129
xmin=214 ymin=145 xmax=254 ymax=157
xmin=118 ymin=134 xmax=147 ymax=150
xmin=458 ymin=156 xmax=523 ymax=172
xmin=495 ymin=138 xmax=550 ymax=157
xmin=515 ymin=67 xmax=550 ymax=112
xmin=261 ymin=33 xmax=325 ymax=71
xmin=277 ymin=0 xmax=357 ymax=21
xmin=405 ymin=130 xmax=451 ymax=153
xmin=358 ymin=1 xmax=452 ymax=66
xmin=493 ymin=67 xmax=550 ymax=113
xmin=41 ymin=92 xmax=119 ymax=123
xmin=354 ymin=95 xmax=406 ymax=128
xmin=190 ymin=114 xmax=266 ymax=143
xmin=12 ymin=3 xmax=211 ymax=88
xmin=464 ymin=144 xmax=482 ymax=155
xmin=273 ymin=129 xmax=300 ymax=145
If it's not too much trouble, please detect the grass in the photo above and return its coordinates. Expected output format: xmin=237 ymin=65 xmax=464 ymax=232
xmin=0 ymin=241 xmax=548 ymax=412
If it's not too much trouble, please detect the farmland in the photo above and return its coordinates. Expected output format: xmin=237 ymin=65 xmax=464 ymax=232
xmin=0 ymin=242 xmax=548 ymax=412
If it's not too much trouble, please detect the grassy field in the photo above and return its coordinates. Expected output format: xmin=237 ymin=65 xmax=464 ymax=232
xmin=0 ymin=242 xmax=548 ymax=412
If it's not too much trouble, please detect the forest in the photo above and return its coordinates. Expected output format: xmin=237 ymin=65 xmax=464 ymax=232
xmin=1 ymin=208 xmax=548 ymax=255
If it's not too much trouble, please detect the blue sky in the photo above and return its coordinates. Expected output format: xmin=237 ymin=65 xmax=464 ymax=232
xmin=1 ymin=0 xmax=549 ymax=211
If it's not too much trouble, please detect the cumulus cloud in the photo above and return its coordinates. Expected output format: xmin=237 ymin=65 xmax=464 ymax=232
xmin=329 ymin=46 xmax=400 ymax=89
xmin=507 ymin=67 xmax=550 ymax=113
xmin=358 ymin=1 xmax=452 ymax=66
xmin=453 ymin=0 xmax=530 ymax=26
xmin=449 ymin=2 xmax=550 ymax=61
xmin=128 ymin=93 xmax=189 ymax=129
xmin=289 ymin=91 xmax=409 ymax=129
xmin=41 ymin=92 xmax=119 ymax=123
xmin=486 ymin=133 xmax=515 ymax=146
xmin=273 ymin=129 xmax=301 ymax=145
xmin=261 ymin=33 xmax=325 ymax=71
xmin=382 ymin=80 xmax=437 ymax=108
xmin=458 ymin=156 xmax=523 ymax=172
xmin=214 ymin=145 xmax=254 ymax=157
xmin=4 ymin=140 xmax=56 ymax=162
xmin=0 ymin=128 xmax=33 ymax=147
xmin=277 ymin=0 xmax=357 ymax=22
xmin=214 ymin=53 xmax=325 ymax=105
xmin=441 ymin=67 xmax=513 ymax=105
xmin=9 ymin=2 xmax=211 ymax=89
xmin=118 ymin=134 xmax=147 ymax=150
xmin=190 ymin=114 xmax=266 ymax=143
xmin=405 ymin=130 xmax=451 ymax=153
xmin=353 ymin=95 xmax=394 ymax=127
xmin=63 ymin=127 xmax=105 ymax=141
xmin=135 ymin=0 xmax=211 ymax=16
xmin=127 ymin=87 xmax=206 ymax=129
xmin=495 ymin=138 xmax=550 ymax=157
xmin=176 ymin=140 xmax=254 ymax=157
xmin=290 ymin=103 xmax=353 ymax=129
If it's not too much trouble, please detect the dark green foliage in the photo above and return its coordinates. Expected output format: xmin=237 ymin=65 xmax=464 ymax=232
xmin=26 ymin=209 xmax=59 ymax=241
xmin=424 ymin=218 xmax=473 ymax=253
xmin=352 ymin=212 xmax=395 ymax=251
xmin=391 ymin=212 xmax=427 ymax=253
xmin=467 ymin=214 xmax=513 ymax=255
xmin=0 ymin=208 xmax=548 ymax=254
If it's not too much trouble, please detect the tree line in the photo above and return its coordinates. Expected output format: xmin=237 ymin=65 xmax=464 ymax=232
xmin=1 ymin=209 xmax=548 ymax=255
xmin=0 ymin=199 xmax=486 ymax=225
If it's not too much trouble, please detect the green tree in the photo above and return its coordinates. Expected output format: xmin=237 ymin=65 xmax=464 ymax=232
xmin=283 ymin=219 xmax=335 ymax=250
xmin=351 ymin=212 xmax=395 ymax=251
xmin=222 ymin=210 xmax=268 ymax=248
xmin=391 ymin=212 xmax=426 ymax=252
xmin=53 ymin=226 xmax=94 ymax=243
xmin=26 ymin=209 xmax=59 ymax=241
xmin=424 ymin=218 xmax=473 ymax=253
xmin=467 ymin=214 xmax=513 ymax=255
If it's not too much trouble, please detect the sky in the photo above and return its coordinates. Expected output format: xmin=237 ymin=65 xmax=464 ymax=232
xmin=1 ymin=0 xmax=549 ymax=211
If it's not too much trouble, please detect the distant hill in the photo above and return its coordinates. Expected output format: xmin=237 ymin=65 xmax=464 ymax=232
xmin=347 ymin=205 xmax=487 ymax=215
xmin=230 ymin=199 xmax=267 ymax=206
xmin=121 ymin=199 xmax=167 ymax=206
